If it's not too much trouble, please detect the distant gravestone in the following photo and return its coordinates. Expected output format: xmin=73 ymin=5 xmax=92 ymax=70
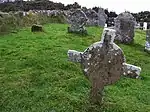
xmin=147 ymin=22 xmax=150 ymax=29
xmin=114 ymin=12 xmax=136 ymax=44
xmin=67 ymin=28 xmax=141 ymax=104
xmin=139 ymin=22 xmax=144 ymax=30
xmin=145 ymin=29 xmax=150 ymax=52
xmin=31 ymin=24 xmax=43 ymax=32
xmin=68 ymin=9 xmax=88 ymax=34
xmin=98 ymin=8 xmax=108 ymax=27
xmin=143 ymin=22 xmax=148 ymax=30
xmin=83 ymin=9 xmax=99 ymax=26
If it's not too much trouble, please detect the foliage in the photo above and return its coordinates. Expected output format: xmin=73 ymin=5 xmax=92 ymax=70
xmin=0 ymin=24 xmax=150 ymax=112
xmin=0 ymin=1 xmax=81 ymax=12
xmin=0 ymin=1 xmax=150 ymax=22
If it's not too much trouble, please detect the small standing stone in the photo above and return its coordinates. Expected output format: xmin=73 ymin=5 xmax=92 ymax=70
xmin=31 ymin=24 xmax=43 ymax=32
xmin=114 ymin=12 xmax=136 ymax=44
xmin=67 ymin=9 xmax=88 ymax=34
xmin=67 ymin=28 xmax=141 ymax=104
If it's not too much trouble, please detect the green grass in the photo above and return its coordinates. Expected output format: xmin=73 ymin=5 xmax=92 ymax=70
xmin=0 ymin=24 xmax=150 ymax=112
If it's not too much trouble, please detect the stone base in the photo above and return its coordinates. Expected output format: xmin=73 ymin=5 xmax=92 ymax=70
xmin=115 ymin=34 xmax=134 ymax=44
xmin=68 ymin=27 xmax=87 ymax=35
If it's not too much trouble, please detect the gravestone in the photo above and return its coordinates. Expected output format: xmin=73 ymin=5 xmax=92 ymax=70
xmin=145 ymin=29 xmax=150 ymax=52
xmin=139 ymin=22 xmax=144 ymax=30
xmin=31 ymin=24 xmax=43 ymax=32
xmin=147 ymin=22 xmax=150 ymax=29
xmin=67 ymin=9 xmax=88 ymax=34
xmin=114 ymin=12 xmax=136 ymax=44
xmin=98 ymin=8 xmax=108 ymax=27
xmin=67 ymin=28 xmax=141 ymax=104
xmin=143 ymin=22 xmax=148 ymax=30
xmin=83 ymin=9 xmax=99 ymax=26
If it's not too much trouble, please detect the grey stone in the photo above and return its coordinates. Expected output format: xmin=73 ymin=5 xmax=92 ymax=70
xmin=98 ymin=8 xmax=108 ymax=27
xmin=123 ymin=63 xmax=141 ymax=78
xmin=68 ymin=28 xmax=141 ymax=104
xmin=114 ymin=12 xmax=136 ymax=44
xmin=145 ymin=29 xmax=150 ymax=52
xmin=83 ymin=9 xmax=99 ymax=26
xmin=67 ymin=9 xmax=88 ymax=34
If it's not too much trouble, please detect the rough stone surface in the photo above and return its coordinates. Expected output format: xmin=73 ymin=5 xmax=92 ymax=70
xmin=67 ymin=9 xmax=88 ymax=34
xmin=83 ymin=9 xmax=99 ymax=26
xmin=123 ymin=63 xmax=141 ymax=78
xmin=98 ymin=8 xmax=107 ymax=27
xmin=145 ymin=29 xmax=150 ymax=52
xmin=114 ymin=12 xmax=136 ymax=44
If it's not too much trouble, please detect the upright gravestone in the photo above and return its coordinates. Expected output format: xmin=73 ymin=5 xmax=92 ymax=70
xmin=114 ymin=12 xmax=136 ymax=44
xmin=67 ymin=9 xmax=88 ymax=34
xmin=145 ymin=29 xmax=150 ymax=52
xmin=67 ymin=28 xmax=141 ymax=104
xmin=143 ymin=22 xmax=148 ymax=30
xmin=147 ymin=22 xmax=150 ymax=29
xmin=83 ymin=9 xmax=99 ymax=26
xmin=98 ymin=8 xmax=108 ymax=27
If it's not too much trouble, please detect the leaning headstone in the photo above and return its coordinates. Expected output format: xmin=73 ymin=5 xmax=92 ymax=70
xmin=67 ymin=9 xmax=88 ymax=34
xmin=145 ymin=29 xmax=150 ymax=52
xmin=114 ymin=12 xmax=136 ymax=44
xmin=98 ymin=8 xmax=108 ymax=27
xmin=67 ymin=28 xmax=141 ymax=104
xmin=83 ymin=9 xmax=99 ymax=26
xmin=31 ymin=24 xmax=43 ymax=32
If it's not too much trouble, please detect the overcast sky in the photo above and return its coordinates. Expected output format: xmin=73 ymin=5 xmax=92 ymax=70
xmin=52 ymin=0 xmax=150 ymax=14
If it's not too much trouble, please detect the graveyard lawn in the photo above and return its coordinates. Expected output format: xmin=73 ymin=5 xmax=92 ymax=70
xmin=0 ymin=24 xmax=150 ymax=112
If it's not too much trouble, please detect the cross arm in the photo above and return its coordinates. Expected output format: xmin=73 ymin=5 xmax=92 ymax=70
xmin=67 ymin=50 xmax=83 ymax=63
xmin=123 ymin=63 xmax=141 ymax=79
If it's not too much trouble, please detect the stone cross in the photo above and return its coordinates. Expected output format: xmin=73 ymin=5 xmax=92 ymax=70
xmin=145 ymin=29 xmax=150 ymax=52
xmin=114 ymin=12 xmax=136 ymax=44
xmin=67 ymin=28 xmax=141 ymax=104
xmin=67 ymin=9 xmax=88 ymax=34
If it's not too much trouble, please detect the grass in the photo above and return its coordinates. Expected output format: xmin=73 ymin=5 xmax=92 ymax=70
xmin=0 ymin=24 xmax=150 ymax=112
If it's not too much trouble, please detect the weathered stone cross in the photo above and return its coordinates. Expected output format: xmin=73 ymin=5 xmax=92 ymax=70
xmin=67 ymin=28 xmax=141 ymax=104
